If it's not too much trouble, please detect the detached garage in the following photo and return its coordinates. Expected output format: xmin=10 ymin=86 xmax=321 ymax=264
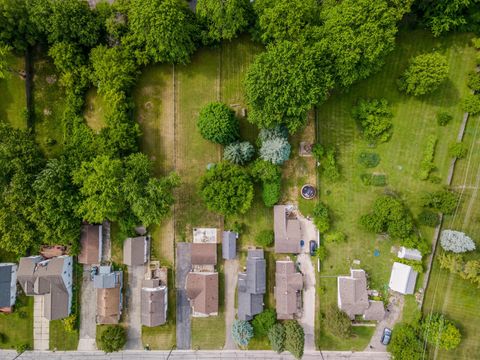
xmin=389 ymin=262 xmax=418 ymax=295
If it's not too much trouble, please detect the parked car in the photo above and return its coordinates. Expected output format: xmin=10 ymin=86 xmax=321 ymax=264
xmin=90 ymin=266 xmax=98 ymax=281
xmin=381 ymin=327 xmax=392 ymax=345
xmin=309 ymin=240 xmax=318 ymax=256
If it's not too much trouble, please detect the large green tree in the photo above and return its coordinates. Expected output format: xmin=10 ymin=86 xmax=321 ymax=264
xmin=387 ymin=323 xmax=423 ymax=360
xmin=0 ymin=0 xmax=38 ymax=51
xmin=422 ymin=314 xmax=461 ymax=350
xmin=197 ymin=102 xmax=239 ymax=145
xmin=284 ymin=320 xmax=304 ymax=360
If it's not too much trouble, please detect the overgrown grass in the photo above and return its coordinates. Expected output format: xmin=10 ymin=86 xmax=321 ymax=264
xmin=83 ymin=88 xmax=106 ymax=132
xmin=0 ymin=54 xmax=26 ymax=129
xmin=0 ymin=295 xmax=33 ymax=350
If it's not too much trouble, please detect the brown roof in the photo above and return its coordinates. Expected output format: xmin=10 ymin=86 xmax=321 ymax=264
xmin=337 ymin=269 xmax=369 ymax=320
xmin=274 ymin=206 xmax=302 ymax=254
xmin=141 ymin=286 xmax=167 ymax=327
xmin=274 ymin=260 xmax=303 ymax=319
xmin=79 ymin=225 xmax=101 ymax=265
xmin=190 ymin=243 xmax=217 ymax=266
xmin=364 ymin=300 xmax=386 ymax=321
xmin=97 ymin=286 xmax=121 ymax=324
xmin=186 ymin=272 xmax=218 ymax=315
xmin=123 ymin=236 xmax=148 ymax=266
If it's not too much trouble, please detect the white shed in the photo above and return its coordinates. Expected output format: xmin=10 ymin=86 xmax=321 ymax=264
xmin=397 ymin=247 xmax=422 ymax=261
xmin=389 ymin=262 xmax=418 ymax=295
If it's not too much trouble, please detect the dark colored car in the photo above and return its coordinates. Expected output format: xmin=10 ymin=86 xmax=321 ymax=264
xmin=309 ymin=240 xmax=318 ymax=256
xmin=90 ymin=266 xmax=98 ymax=281
xmin=381 ymin=327 xmax=392 ymax=345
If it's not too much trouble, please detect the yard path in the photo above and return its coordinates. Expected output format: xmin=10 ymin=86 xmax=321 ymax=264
xmin=77 ymin=265 xmax=97 ymax=351
xmin=223 ymin=259 xmax=238 ymax=350
xmin=125 ymin=265 xmax=145 ymax=350
xmin=297 ymin=253 xmax=316 ymax=351
xmin=175 ymin=243 xmax=192 ymax=350
xmin=33 ymin=296 xmax=49 ymax=350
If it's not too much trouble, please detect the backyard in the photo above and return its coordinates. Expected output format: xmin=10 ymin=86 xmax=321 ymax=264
xmin=0 ymin=54 xmax=26 ymax=129
xmin=315 ymin=30 xmax=477 ymax=350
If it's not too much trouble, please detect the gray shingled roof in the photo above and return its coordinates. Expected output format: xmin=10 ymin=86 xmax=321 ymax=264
xmin=79 ymin=224 xmax=102 ymax=265
xmin=237 ymin=249 xmax=266 ymax=321
xmin=274 ymin=206 xmax=302 ymax=254
xmin=222 ymin=231 xmax=237 ymax=260
xmin=94 ymin=267 xmax=121 ymax=289
xmin=123 ymin=236 xmax=148 ymax=266
xmin=274 ymin=260 xmax=303 ymax=320
xmin=141 ymin=285 xmax=167 ymax=327
xmin=0 ymin=264 xmax=14 ymax=308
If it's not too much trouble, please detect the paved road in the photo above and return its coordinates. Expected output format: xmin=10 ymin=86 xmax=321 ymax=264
xmin=125 ymin=265 xmax=145 ymax=350
xmin=77 ymin=265 xmax=97 ymax=351
xmin=175 ymin=243 xmax=192 ymax=350
xmin=297 ymin=253 xmax=316 ymax=351
xmin=0 ymin=350 xmax=390 ymax=360
xmin=33 ymin=296 xmax=49 ymax=350
xmin=223 ymin=259 xmax=238 ymax=350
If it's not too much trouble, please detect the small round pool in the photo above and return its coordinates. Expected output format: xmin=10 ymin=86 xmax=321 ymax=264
xmin=301 ymin=184 xmax=317 ymax=200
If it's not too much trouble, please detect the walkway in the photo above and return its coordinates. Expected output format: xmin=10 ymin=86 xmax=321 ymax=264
xmin=297 ymin=253 xmax=316 ymax=350
xmin=33 ymin=296 xmax=49 ymax=350
xmin=125 ymin=265 xmax=145 ymax=350
xmin=77 ymin=266 xmax=97 ymax=351
xmin=175 ymin=243 xmax=192 ymax=350
xmin=223 ymin=259 xmax=239 ymax=350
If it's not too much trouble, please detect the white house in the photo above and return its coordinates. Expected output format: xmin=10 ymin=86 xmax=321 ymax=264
xmin=389 ymin=262 xmax=418 ymax=295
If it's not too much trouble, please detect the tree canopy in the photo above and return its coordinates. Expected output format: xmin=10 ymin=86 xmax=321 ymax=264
xmin=197 ymin=102 xmax=239 ymax=145
xmin=99 ymin=325 xmax=127 ymax=353
xmin=387 ymin=323 xmax=423 ymax=360
xmin=422 ymin=314 xmax=462 ymax=350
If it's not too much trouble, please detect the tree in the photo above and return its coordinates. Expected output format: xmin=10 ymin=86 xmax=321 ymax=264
xmin=399 ymin=52 xmax=449 ymax=96
xmin=313 ymin=202 xmax=330 ymax=233
xmin=387 ymin=323 xmax=423 ymax=360
xmin=438 ymin=252 xmax=464 ymax=274
xmin=99 ymin=325 xmax=127 ymax=353
xmin=252 ymin=309 xmax=276 ymax=337
xmin=449 ymin=142 xmax=468 ymax=159
xmin=0 ymin=43 xmax=10 ymax=79
xmin=313 ymin=245 xmax=327 ymax=261
xmin=422 ymin=314 xmax=461 ymax=350
xmin=48 ymin=41 xmax=86 ymax=74
xmin=437 ymin=112 xmax=452 ymax=126
xmin=422 ymin=190 xmax=458 ymax=215
xmin=440 ymin=230 xmax=476 ymax=253
xmin=461 ymin=94 xmax=480 ymax=114
xmin=199 ymin=162 xmax=254 ymax=215
xmin=0 ymin=0 xmax=38 ymax=51
xmin=197 ymin=102 xmax=239 ymax=145
xmin=261 ymin=180 xmax=281 ymax=207
xmin=249 ymin=159 xmax=281 ymax=183
xmin=467 ymin=71 xmax=480 ymax=91
xmin=231 ymin=319 xmax=253 ymax=347
xmin=284 ymin=320 xmax=304 ymax=359
xmin=268 ymin=323 xmax=285 ymax=353
xmin=461 ymin=260 xmax=480 ymax=282
xmin=418 ymin=210 xmax=440 ymax=228
xmin=255 ymin=230 xmax=274 ymax=247
xmin=324 ymin=305 xmax=351 ymax=338
xmin=197 ymin=0 xmax=252 ymax=43
xmin=352 ymin=98 xmax=393 ymax=143
xmin=223 ymin=141 xmax=255 ymax=165
xmin=259 ymin=136 xmax=291 ymax=165
xmin=127 ymin=0 xmax=199 ymax=64
xmin=245 ymin=40 xmax=334 ymax=133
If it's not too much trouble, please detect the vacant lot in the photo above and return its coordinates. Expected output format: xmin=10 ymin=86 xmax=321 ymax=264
xmin=316 ymin=30 xmax=477 ymax=350
xmin=0 ymin=55 xmax=26 ymax=129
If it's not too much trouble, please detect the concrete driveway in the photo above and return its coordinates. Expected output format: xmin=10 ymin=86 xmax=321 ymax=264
xmin=77 ymin=265 xmax=97 ymax=350
xmin=176 ymin=243 xmax=192 ymax=350
xmin=297 ymin=253 xmax=316 ymax=350
xmin=223 ymin=259 xmax=239 ymax=350
xmin=33 ymin=296 xmax=49 ymax=350
xmin=125 ymin=265 xmax=145 ymax=350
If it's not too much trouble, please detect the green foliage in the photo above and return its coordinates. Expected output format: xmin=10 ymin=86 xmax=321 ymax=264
xmin=324 ymin=231 xmax=346 ymax=243
xmin=360 ymin=173 xmax=387 ymax=187
xmin=358 ymin=152 xmax=380 ymax=168
xmin=15 ymin=343 xmax=30 ymax=354
xmin=197 ymin=0 xmax=252 ymax=43
xmin=324 ymin=305 xmax=351 ymax=339
xmin=197 ymin=102 xmax=239 ymax=145
xmin=252 ymin=309 xmax=276 ymax=337
xmin=255 ymin=230 xmax=274 ymax=247
xmin=231 ymin=319 xmax=253 ymax=347
xmin=223 ymin=141 xmax=255 ymax=165
xmin=467 ymin=71 xmax=480 ymax=91
xmin=127 ymin=0 xmax=199 ymax=64
xmin=461 ymin=94 xmax=480 ymax=114
xmin=399 ymin=52 xmax=449 ymax=96
xmin=313 ymin=202 xmax=330 ymax=233
xmin=418 ymin=135 xmax=437 ymax=180
xmin=249 ymin=159 xmax=281 ymax=183
xmin=396 ymin=258 xmax=424 ymax=273
xmin=62 ymin=314 xmax=77 ymax=333
xmin=436 ymin=111 xmax=452 ymax=126
xmin=0 ymin=0 xmax=38 ymax=51
xmin=418 ymin=209 xmax=440 ymax=227
xmin=422 ymin=190 xmax=458 ymax=215
xmin=284 ymin=320 xmax=305 ymax=360
xmin=199 ymin=162 xmax=254 ymax=215
xmin=313 ymin=244 xmax=327 ymax=261
xmin=422 ymin=314 xmax=462 ymax=350
xmin=311 ymin=143 xmax=324 ymax=162
xmin=48 ymin=41 xmax=86 ymax=74
xmin=268 ymin=323 xmax=285 ymax=353
xmin=360 ymin=195 xmax=414 ymax=239
xmin=401 ymin=235 xmax=430 ymax=256
xmin=449 ymin=142 xmax=468 ymax=159
xmin=259 ymin=136 xmax=291 ymax=165
xmin=99 ymin=325 xmax=127 ymax=353
xmin=352 ymin=98 xmax=393 ymax=143
xmin=262 ymin=179 xmax=281 ymax=207
xmin=387 ymin=323 xmax=423 ymax=360
xmin=0 ymin=43 xmax=11 ymax=79
xmin=473 ymin=38 xmax=480 ymax=49
xmin=318 ymin=146 xmax=341 ymax=182
xmin=245 ymin=40 xmax=334 ymax=133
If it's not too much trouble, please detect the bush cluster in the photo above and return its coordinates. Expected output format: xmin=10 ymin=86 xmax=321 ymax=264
xmin=250 ymin=159 xmax=282 ymax=208
xmin=436 ymin=112 xmax=452 ymax=126
xmin=360 ymin=173 xmax=387 ymax=186
xmin=198 ymin=102 xmax=239 ymax=145
xmin=440 ymin=230 xmax=476 ymax=253
xmin=448 ymin=142 xmax=468 ymax=159
xmin=324 ymin=305 xmax=352 ymax=338
xmin=358 ymin=152 xmax=380 ymax=168
xmin=352 ymin=98 xmax=392 ymax=143
xmin=439 ymin=252 xmax=480 ymax=287
xmin=312 ymin=202 xmax=331 ymax=233
xmin=422 ymin=190 xmax=458 ymax=214
xmin=418 ymin=135 xmax=437 ymax=180
xmin=255 ymin=230 xmax=274 ymax=247
xmin=418 ymin=209 xmax=440 ymax=228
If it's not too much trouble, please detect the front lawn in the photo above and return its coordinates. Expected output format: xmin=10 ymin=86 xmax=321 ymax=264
xmin=0 ymin=295 xmax=33 ymax=350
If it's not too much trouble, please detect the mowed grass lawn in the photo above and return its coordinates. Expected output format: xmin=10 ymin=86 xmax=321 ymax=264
xmin=316 ymin=30 xmax=477 ymax=350
xmin=0 ymin=295 xmax=33 ymax=350
xmin=0 ymin=54 xmax=26 ymax=129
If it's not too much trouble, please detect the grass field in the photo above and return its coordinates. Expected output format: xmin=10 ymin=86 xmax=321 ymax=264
xmin=315 ymin=30 xmax=477 ymax=350
xmin=84 ymin=88 xmax=106 ymax=132
xmin=0 ymin=295 xmax=33 ymax=350
xmin=0 ymin=54 xmax=27 ymax=129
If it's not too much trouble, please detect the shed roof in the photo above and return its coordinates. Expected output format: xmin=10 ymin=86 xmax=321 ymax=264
xmin=222 ymin=231 xmax=237 ymax=260
xmin=389 ymin=262 xmax=417 ymax=295
xmin=141 ymin=286 xmax=167 ymax=327
xmin=275 ymin=260 xmax=303 ymax=319
xmin=79 ymin=224 xmax=102 ymax=265
xmin=186 ymin=272 xmax=218 ymax=315
xmin=274 ymin=206 xmax=302 ymax=254
xmin=191 ymin=243 xmax=217 ymax=266
xmin=123 ymin=236 xmax=148 ymax=266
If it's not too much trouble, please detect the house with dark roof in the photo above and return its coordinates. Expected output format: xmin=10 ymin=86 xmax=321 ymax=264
xmin=274 ymin=205 xmax=302 ymax=254
xmin=337 ymin=269 xmax=385 ymax=321
xmin=237 ymin=248 xmax=266 ymax=321
xmin=17 ymin=255 xmax=73 ymax=320
xmin=274 ymin=259 xmax=303 ymax=319
xmin=123 ymin=236 xmax=149 ymax=266
xmin=186 ymin=272 xmax=218 ymax=317
xmin=79 ymin=224 xmax=102 ymax=265
xmin=94 ymin=265 xmax=123 ymax=324
xmin=141 ymin=279 xmax=167 ymax=327
xmin=0 ymin=263 xmax=17 ymax=313
xmin=222 ymin=231 xmax=237 ymax=260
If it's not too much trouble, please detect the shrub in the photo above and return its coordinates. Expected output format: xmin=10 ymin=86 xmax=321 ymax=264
xmin=284 ymin=320 xmax=305 ymax=360
xmin=62 ymin=314 xmax=77 ymax=332
xmin=258 ymin=126 xmax=289 ymax=143
xmin=313 ymin=202 xmax=330 ymax=233
xmin=313 ymin=245 xmax=327 ymax=261
xmin=252 ymin=309 xmax=277 ymax=337
xmin=224 ymin=141 xmax=255 ymax=165
xmin=440 ymin=230 xmax=476 ymax=253
xmin=461 ymin=94 xmax=480 ymax=114
xmin=255 ymin=230 xmax=274 ymax=247
xmin=448 ymin=142 xmax=468 ymax=159
xmin=422 ymin=314 xmax=461 ymax=350
xmin=231 ymin=319 xmax=253 ymax=347
xmin=358 ymin=152 xmax=380 ymax=168
xmin=268 ymin=323 xmax=285 ymax=353
xmin=467 ymin=71 xmax=480 ymax=91
xmin=99 ymin=325 xmax=127 ymax=353
xmin=396 ymin=258 xmax=424 ymax=273
xmin=312 ymin=143 xmax=324 ymax=162
xmin=0 ymin=333 xmax=6 ymax=343
xmin=324 ymin=305 xmax=351 ymax=338
xmin=197 ymin=102 xmax=239 ymax=145
xmin=418 ymin=210 xmax=439 ymax=227
xmin=436 ymin=112 xmax=452 ymax=126
xmin=321 ymin=147 xmax=341 ymax=182
xmin=259 ymin=136 xmax=291 ymax=165
xmin=402 ymin=235 xmax=430 ymax=256
xmin=472 ymin=38 xmax=480 ymax=49
xmin=418 ymin=135 xmax=437 ymax=180
xmin=249 ymin=159 xmax=281 ymax=183
xmin=231 ymin=221 xmax=246 ymax=234
xmin=399 ymin=52 xmax=449 ymax=96
xmin=387 ymin=323 xmax=423 ymax=360
xmin=422 ymin=190 xmax=458 ymax=214
xmin=324 ymin=231 xmax=346 ymax=243
xmin=352 ymin=98 xmax=393 ymax=143
xmin=360 ymin=173 xmax=387 ymax=186
xmin=262 ymin=180 xmax=281 ymax=207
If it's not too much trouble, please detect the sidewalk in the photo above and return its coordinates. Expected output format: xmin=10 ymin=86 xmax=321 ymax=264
xmin=33 ymin=296 xmax=49 ymax=350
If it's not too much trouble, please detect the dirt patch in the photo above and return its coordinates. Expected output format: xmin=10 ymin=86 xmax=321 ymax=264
xmin=45 ymin=75 xmax=57 ymax=84
xmin=144 ymin=101 xmax=153 ymax=110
